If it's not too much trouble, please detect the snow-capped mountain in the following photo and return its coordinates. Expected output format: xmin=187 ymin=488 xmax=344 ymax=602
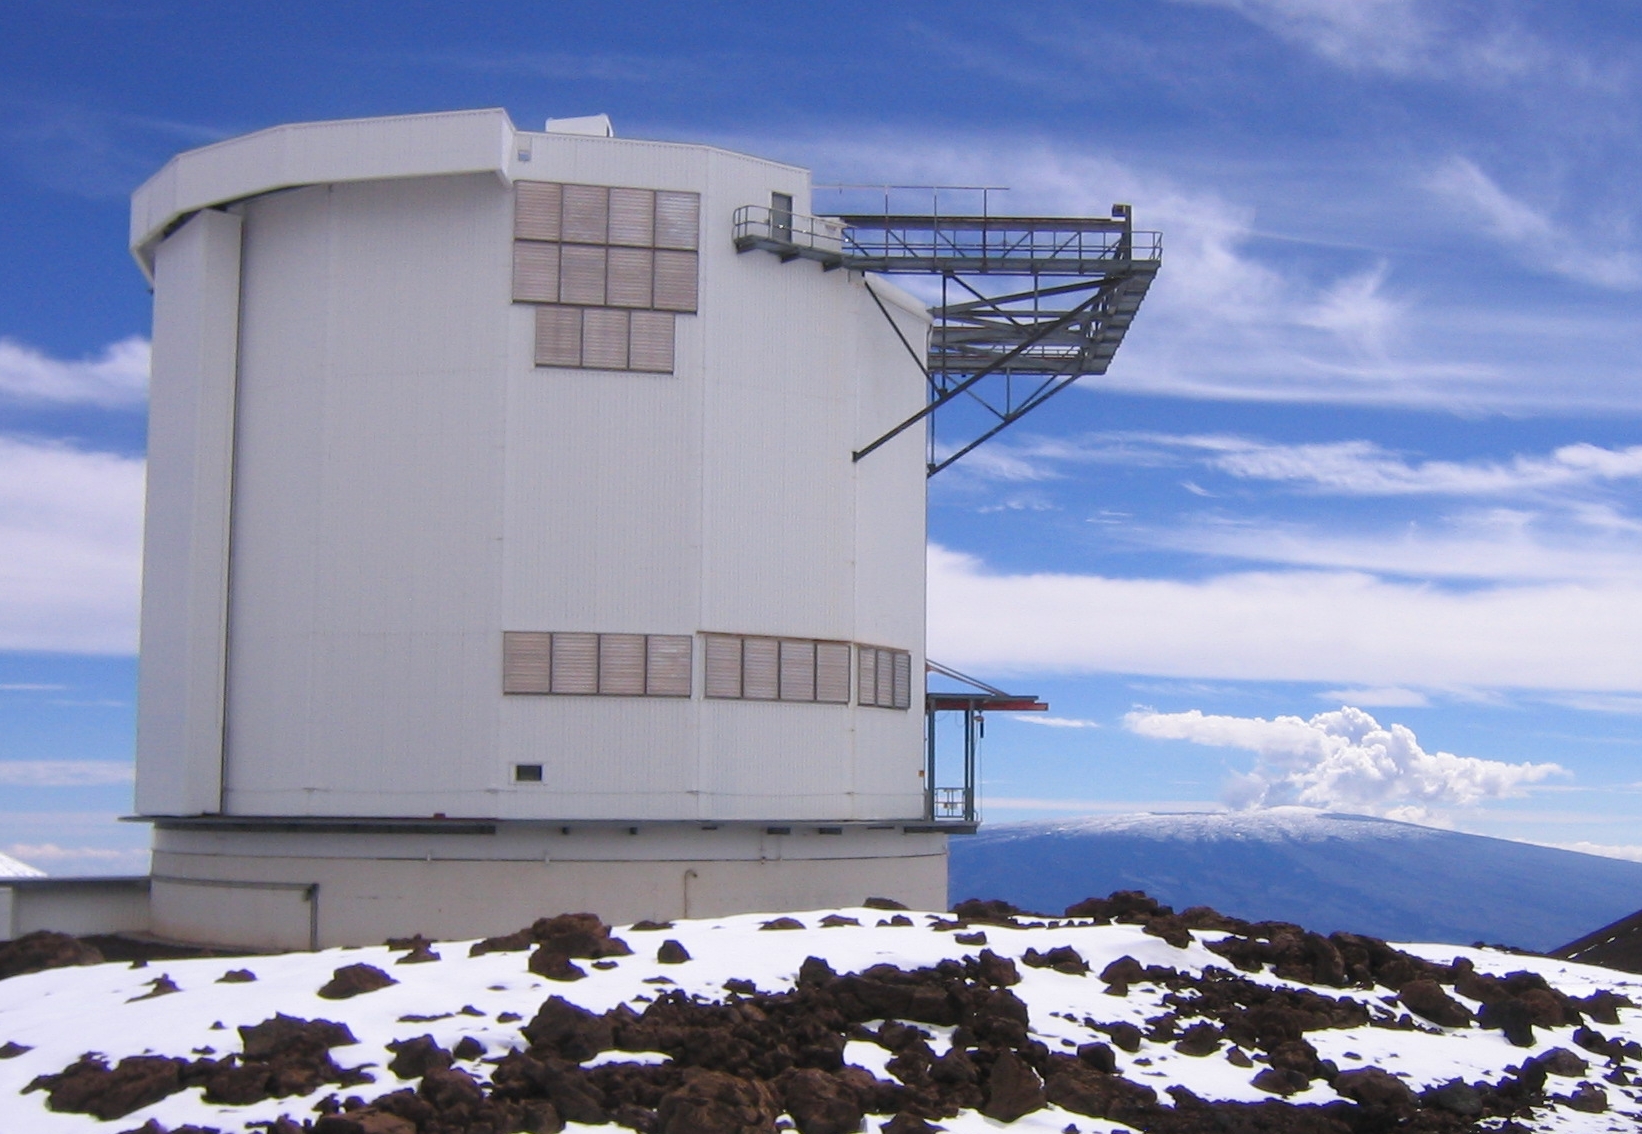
xmin=950 ymin=809 xmax=1642 ymax=952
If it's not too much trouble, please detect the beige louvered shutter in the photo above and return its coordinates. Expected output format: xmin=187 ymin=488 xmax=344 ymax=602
xmin=561 ymin=183 xmax=609 ymax=244
xmin=704 ymin=635 xmax=742 ymax=699
xmin=875 ymin=649 xmax=894 ymax=708
xmin=742 ymin=637 xmax=779 ymax=700
xmin=582 ymin=308 xmax=630 ymax=370
xmin=778 ymin=639 xmax=816 ymax=701
xmin=653 ymin=250 xmax=699 ymax=313
xmin=559 ymin=245 xmax=608 ymax=306
xmin=512 ymin=242 xmax=560 ymax=303
xmin=515 ymin=181 xmax=562 ymax=241
xmin=628 ymin=311 xmax=675 ymax=374
xmin=857 ymin=645 xmax=877 ymax=707
xmin=502 ymin=632 xmax=552 ymax=693
xmin=815 ymin=642 xmax=850 ymax=704
xmin=599 ymin=634 xmax=646 ymax=695
xmin=607 ymin=247 xmax=654 ymax=308
xmin=550 ymin=632 xmax=598 ymax=694
xmin=608 ymin=187 xmax=656 ymax=247
xmin=655 ymin=191 xmax=700 ymax=250
xmin=892 ymin=651 xmax=913 ymax=709
xmin=646 ymin=635 xmax=692 ymax=696
xmin=534 ymin=306 xmax=582 ymax=367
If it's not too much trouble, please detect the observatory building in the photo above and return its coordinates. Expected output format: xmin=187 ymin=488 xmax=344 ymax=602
xmin=129 ymin=110 xmax=1158 ymax=949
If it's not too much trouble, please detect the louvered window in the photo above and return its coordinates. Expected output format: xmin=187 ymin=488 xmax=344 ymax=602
xmin=504 ymin=631 xmax=693 ymax=697
xmin=703 ymin=633 xmax=855 ymax=705
xmin=858 ymin=645 xmax=914 ymax=710
xmin=512 ymin=180 xmax=699 ymax=375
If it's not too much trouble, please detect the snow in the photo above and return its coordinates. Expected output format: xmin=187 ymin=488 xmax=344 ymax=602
xmin=0 ymin=852 xmax=45 ymax=878
xmin=3 ymin=908 xmax=1641 ymax=1132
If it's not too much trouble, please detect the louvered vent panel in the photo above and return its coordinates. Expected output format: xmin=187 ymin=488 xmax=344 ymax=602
xmin=606 ymin=247 xmax=654 ymax=308
xmin=704 ymin=635 xmax=742 ymax=699
xmin=599 ymin=634 xmax=646 ymax=695
xmin=515 ymin=181 xmax=562 ymax=241
xmin=534 ymin=306 xmax=582 ymax=367
xmin=892 ymin=651 xmax=913 ymax=710
xmin=561 ymin=183 xmax=609 ymax=243
xmin=815 ymin=642 xmax=851 ymax=704
xmin=582 ymin=309 xmax=630 ymax=370
xmin=512 ymin=242 xmax=560 ymax=303
xmin=875 ymin=649 xmax=894 ymax=708
xmin=655 ymin=191 xmax=700 ymax=250
xmin=628 ymin=311 xmax=675 ymax=373
xmin=742 ymin=638 xmax=779 ymax=700
xmin=559 ymin=245 xmax=607 ymax=306
xmin=779 ymin=640 xmax=816 ymax=701
xmin=608 ymin=187 xmax=656 ymax=247
xmin=646 ymin=635 xmax=692 ymax=696
xmin=653 ymin=250 xmax=699 ymax=312
xmin=550 ymin=632 xmax=599 ymax=694
xmin=502 ymin=632 xmax=552 ymax=694
xmin=857 ymin=646 xmax=878 ymax=707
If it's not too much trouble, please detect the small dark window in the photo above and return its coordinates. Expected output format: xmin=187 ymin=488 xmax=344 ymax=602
xmin=514 ymin=764 xmax=544 ymax=782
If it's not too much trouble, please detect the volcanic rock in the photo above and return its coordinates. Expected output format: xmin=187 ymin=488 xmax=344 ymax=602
xmin=0 ymin=930 xmax=103 ymax=980
xmin=317 ymin=964 xmax=397 ymax=999
xmin=1398 ymin=978 xmax=1474 ymax=1027
xmin=655 ymin=1068 xmax=778 ymax=1134
xmin=979 ymin=1049 xmax=1043 ymax=1121
xmin=657 ymin=939 xmax=691 ymax=964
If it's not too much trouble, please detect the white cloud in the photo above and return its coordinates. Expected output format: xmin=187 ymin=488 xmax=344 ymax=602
xmin=0 ymin=761 xmax=134 ymax=787
xmin=927 ymin=543 xmax=1642 ymax=693
xmin=1427 ymin=157 xmax=1641 ymax=289
xmin=1123 ymin=704 xmax=1563 ymax=815
xmin=1182 ymin=0 xmax=1434 ymax=73
xmin=0 ymin=436 xmax=144 ymax=654
xmin=1317 ymin=687 xmax=1430 ymax=707
xmin=0 ymin=336 xmax=149 ymax=407
xmin=1009 ymin=715 xmax=1102 ymax=729
xmin=1545 ymin=841 xmax=1642 ymax=864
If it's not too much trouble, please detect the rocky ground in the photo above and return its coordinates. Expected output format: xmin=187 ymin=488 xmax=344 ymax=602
xmin=3 ymin=893 xmax=1642 ymax=1133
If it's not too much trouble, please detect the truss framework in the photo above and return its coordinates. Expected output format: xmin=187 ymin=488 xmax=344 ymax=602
xmin=732 ymin=205 xmax=1162 ymax=475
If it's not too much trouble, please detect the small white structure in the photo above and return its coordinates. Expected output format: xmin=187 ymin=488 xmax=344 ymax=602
xmin=131 ymin=109 xmax=939 ymax=948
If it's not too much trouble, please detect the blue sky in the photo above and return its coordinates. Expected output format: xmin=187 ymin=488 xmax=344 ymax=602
xmin=3 ymin=0 xmax=1641 ymax=873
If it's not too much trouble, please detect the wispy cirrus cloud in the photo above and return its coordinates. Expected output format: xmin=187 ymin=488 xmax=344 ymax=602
xmin=0 ymin=336 xmax=149 ymax=407
xmin=0 ymin=761 xmax=133 ymax=787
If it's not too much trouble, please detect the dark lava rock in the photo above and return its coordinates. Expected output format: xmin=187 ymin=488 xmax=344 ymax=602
xmin=1478 ymin=997 xmax=1536 ymax=1047
xmin=522 ymin=995 xmax=615 ymax=1060
xmin=1574 ymin=989 xmax=1633 ymax=1024
xmin=533 ymin=913 xmax=634 ymax=959
xmin=1250 ymin=1067 xmax=1310 ymax=1096
xmin=0 ymin=1040 xmax=32 ymax=1058
xmin=1566 ymin=1082 xmax=1608 ymax=1112
xmin=819 ymin=915 xmax=860 ymax=928
xmin=240 ymin=1014 xmax=358 ymax=1060
xmin=878 ymin=1115 xmax=939 ymax=1133
xmin=863 ymin=897 xmax=909 ymax=910
xmin=317 ymin=963 xmax=397 ymax=1000
xmin=657 ymin=939 xmax=691 ymax=964
xmin=1098 ymin=955 xmax=1145 ymax=987
xmin=1021 ymin=945 xmax=1088 ymax=976
xmin=394 ymin=941 xmax=440 ymax=965
xmin=655 ymin=1068 xmax=779 ymax=1134
xmin=1063 ymin=891 xmax=1170 ymax=923
xmin=0 ymin=930 xmax=103 ymax=980
xmin=24 ymin=1054 xmax=185 ymax=1119
xmin=1423 ymin=1079 xmax=1484 ymax=1117
xmin=1042 ymin=1063 xmax=1157 ymax=1121
xmin=452 ymin=1036 xmax=485 ymax=1062
xmin=979 ymin=1049 xmax=1044 ymax=1121
xmin=528 ymin=948 xmax=589 ymax=982
xmin=631 ymin=919 xmax=675 ymax=931
xmin=216 ymin=968 xmax=256 ymax=983
xmin=951 ymin=897 xmax=1026 ymax=923
xmin=386 ymin=1035 xmax=454 ymax=1080
xmin=1226 ymin=1046 xmax=1253 ymax=1068
xmin=128 ymin=974 xmax=181 ymax=1001
xmin=953 ymin=931 xmax=986 ymax=946
xmin=1332 ymin=1067 xmax=1415 ymax=1108
xmin=1173 ymin=1022 xmax=1223 ymax=1057
xmin=1075 ymin=1042 xmax=1115 ymax=1073
xmin=778 ymin=1067 xmax=864 ymax=1134
xmin=1098 ymin=1021 xmax=1143 ymax=1052
xmin=1533 ymin=1046 xmax=1589 ymax=1077
xmin=760 ymin=917 xmax=805 ymax=931
xmin=1398 ymin=978 xmax=1474 ymax=1027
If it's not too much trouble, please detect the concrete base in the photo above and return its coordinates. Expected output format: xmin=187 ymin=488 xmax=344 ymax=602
xmin=149 ymin=821 xmax=948 ymax=949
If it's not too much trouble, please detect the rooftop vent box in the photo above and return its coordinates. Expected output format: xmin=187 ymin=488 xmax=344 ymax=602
xmin=546 ymin=114 xmax=614 ymax=137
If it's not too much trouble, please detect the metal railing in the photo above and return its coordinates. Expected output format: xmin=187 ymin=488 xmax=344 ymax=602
xmin=932 ymin=786 xmax=971 ymax=821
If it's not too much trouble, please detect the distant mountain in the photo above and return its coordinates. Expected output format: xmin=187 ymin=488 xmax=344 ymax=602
xmin=949 ymin=808 xmax=1642 ymax=951
xmin=0 ymin=852 xmax=42 ymax=878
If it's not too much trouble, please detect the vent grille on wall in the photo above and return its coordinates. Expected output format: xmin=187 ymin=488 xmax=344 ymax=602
xmin=503 ymin=631 xmax=693 ymax=696
xmin=512 ymin=181 xmax=699 ymax=374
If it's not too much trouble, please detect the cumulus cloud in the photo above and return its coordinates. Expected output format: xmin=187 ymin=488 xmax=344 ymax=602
xmin=0 ymin=336 xmax=150 ymax=407
xmin=0 ymin=761 xmax=135 ymax=787
xmin=0 ymin=436 xmax=144 ymax=654
xmin=1123 ymin=704 xmax=1563 ymax=816
xmin=927 ymin=544 xmax=1642 ymax=692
